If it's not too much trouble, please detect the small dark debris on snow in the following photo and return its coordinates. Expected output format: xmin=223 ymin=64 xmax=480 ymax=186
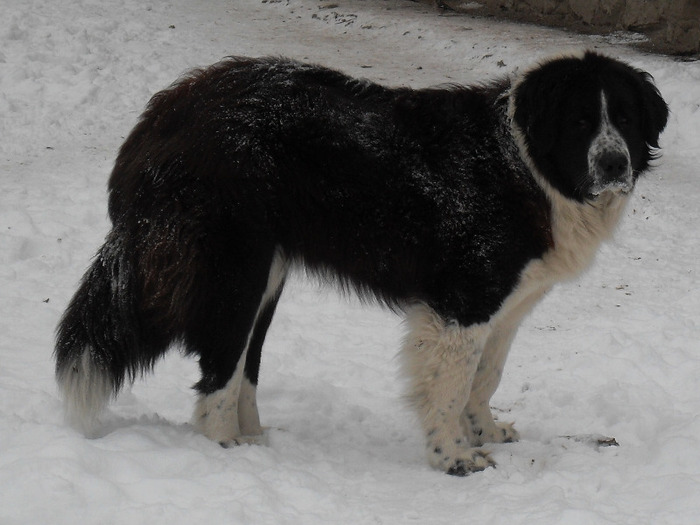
xmin=560 ymin=434 xmax=620 ymax=450
xmin=596 ymin=436 xmax=620 ymax=447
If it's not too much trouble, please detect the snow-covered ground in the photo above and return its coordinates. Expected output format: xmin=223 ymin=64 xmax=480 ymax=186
xmin=2 ymin=0 xmax=699 ymax=523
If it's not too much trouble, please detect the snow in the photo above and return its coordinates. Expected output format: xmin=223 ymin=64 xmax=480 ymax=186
xmin=1 ymin=0 xmax=699 ymax=523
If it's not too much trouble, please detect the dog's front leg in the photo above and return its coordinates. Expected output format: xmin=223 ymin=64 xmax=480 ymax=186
xmin=460 ymin=321 xmax=520 ymax=446
xmin=402 ymin=305 xmax=494 ymax=476
xmin=461 ymin=284 xmax=548 ymax=445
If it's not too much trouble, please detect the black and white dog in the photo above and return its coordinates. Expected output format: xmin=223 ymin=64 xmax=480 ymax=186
xmin=55 ymin=52 xmax=668 ymax=475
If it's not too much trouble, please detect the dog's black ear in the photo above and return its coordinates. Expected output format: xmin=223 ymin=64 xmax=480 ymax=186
xmin=511 ymin=65 xmax=567 ymax=156
xmin=635 ymin=71 xmax=669 ymax=149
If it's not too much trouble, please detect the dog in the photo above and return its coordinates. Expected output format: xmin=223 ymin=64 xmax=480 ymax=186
xmin=55 ymin=51 xmax=668 ymax=475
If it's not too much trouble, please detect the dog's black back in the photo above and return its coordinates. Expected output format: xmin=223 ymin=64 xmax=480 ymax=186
xmin=109 ymin=58 xmax=551 ymax=328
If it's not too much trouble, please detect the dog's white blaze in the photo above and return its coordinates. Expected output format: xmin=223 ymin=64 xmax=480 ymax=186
xmin=194 ymin=248 xmax=287 ymax=444
xmin=588 ymin=91 xmax=632 ymax=193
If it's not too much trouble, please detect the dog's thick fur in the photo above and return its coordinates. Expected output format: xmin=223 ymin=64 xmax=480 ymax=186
xmin=55 ymin=52 xmax=668 ymax=475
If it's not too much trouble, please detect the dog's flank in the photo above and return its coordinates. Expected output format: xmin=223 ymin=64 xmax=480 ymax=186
xmin=55 ymin=52 xmax=667 ymax=475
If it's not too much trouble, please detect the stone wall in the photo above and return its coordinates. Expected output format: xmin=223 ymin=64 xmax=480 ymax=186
xmin=435 ymin=0 xmax=700 ymax=55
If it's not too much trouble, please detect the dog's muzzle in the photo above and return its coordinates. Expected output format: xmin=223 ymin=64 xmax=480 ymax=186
xmin=593 ymin=150 xmax=634 ymax=194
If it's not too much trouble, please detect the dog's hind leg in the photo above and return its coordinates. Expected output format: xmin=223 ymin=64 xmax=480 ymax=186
xmin=402 ymin=304 xmax=494 ymax=476
xmin=239 ymin=252 xmax=285 ymax=441
xmin=192 ymin=247 xmax=287 ymax=446
xmin=238 ymin=262 xmax=285 ymax=438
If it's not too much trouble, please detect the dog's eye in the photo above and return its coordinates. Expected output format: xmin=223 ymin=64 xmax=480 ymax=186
xmin=612 ymin=107 xmax=633 ymax=129
xmin=576 ymin=118 xmax=592 ymax=131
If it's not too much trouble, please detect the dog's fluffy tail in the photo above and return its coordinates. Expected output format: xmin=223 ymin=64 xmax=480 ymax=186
xmin=55 ymin=229 xmax=156 ymax=435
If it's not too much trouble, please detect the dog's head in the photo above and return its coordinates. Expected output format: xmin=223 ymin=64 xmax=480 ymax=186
xmin=511 ymin=52 xmax=669 ymax=202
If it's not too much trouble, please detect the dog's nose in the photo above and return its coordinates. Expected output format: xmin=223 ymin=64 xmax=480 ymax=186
xmin=597 ymin=151 xmax=629 ymax=180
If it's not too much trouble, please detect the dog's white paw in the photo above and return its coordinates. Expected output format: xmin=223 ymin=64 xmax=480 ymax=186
xmin=219 ymin=431 xmax=269 ymax=447
xmin=463 ymin=411 xmax=519 ymax=446
xmin=429 ymin=444 xmax=496 ymax=476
